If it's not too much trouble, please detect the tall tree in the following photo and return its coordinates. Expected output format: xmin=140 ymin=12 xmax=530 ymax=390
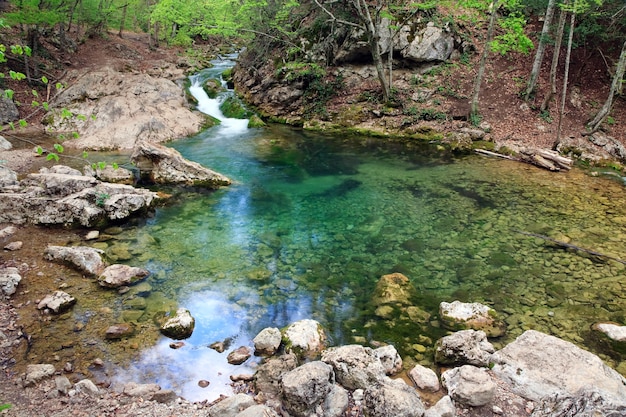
xmin=541 ymin=2 xmax=568 ymax=111
xmin=525 ymin=0 xmax=558 ymax=99
xmin=587 ymin=38 xmax=626 ymax=131
xmin=470 ymin=0 xmax=499 ymax=121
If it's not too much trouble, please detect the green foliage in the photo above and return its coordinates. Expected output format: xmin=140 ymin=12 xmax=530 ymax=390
xmin=95 ymin=191 xmax=110 ymax=207
xmin=276 ymin=62 xmax=326 ymax=83
xmin=0 ymin=403 xmax=11 ymax=411
xmin=303 ymin=73 xmax=345 ymax=118
xmin=491 ymin=14 xmax=534 ymax=55
xmin=470 ymin=111 xmax=482 ymax=127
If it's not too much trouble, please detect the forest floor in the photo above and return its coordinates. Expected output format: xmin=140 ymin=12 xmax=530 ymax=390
xmin=0 ymin=25 xmax=625 ymax=415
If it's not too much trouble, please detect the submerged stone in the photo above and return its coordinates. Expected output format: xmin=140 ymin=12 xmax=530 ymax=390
xmin=439 ymin=300 xmax=506 ymax=337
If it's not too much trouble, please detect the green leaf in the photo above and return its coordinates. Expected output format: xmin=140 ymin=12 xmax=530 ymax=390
xmin=36 ymin=146 xmax=44 ymax=155
xmin=42 ymin=102 xmax=49 ymax=111
xmin=46 ymin=153 xmax=59 ymax=161
xmin=18 ymin=119 xmax=27 ymax=127
xmin=98 ymin=161 xmax=106 ymax=170
xmin=32 ymin=89 xmax=38 ymax=97
xmin=55 ymin=82 xmax=63 ymax=90
xmin=53 ymin=143 xmax=64 ymax=153
xmin=72 ymin=132 xmax=79 ymax=138
xmin=112 ymin=162 xmax=119 ymax=169
xmin=82 ymin=151 xmax=89 ymax=159
xmin=41 ymin=76 xmax=48 ymax=84
xmin=4 ymin=90 xmax=14 ymax=100
xmin=32 ymin=100 xmax=39 ymax=107
xmin=76 ymin=114 xmax=87 ymax=121
xmin=24 ymin=46 xmax=32 ymax=57
xmin=8 ymin=122 xmax=14 ymax=130
xmin=10 ymin=45 xmax=22 ymax=55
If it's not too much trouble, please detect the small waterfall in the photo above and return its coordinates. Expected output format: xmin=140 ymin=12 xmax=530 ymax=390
xmin=188 ymin=74 xmax=250 ymax=135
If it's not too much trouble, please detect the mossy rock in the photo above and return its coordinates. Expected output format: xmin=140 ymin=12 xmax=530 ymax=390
xmin=220 ymin=96 xmax=253 ymax=119
xmin=154 ymin=308 xmax=195 ymax=340
xmin=202 ymin=114 xmax=221 ymax=129
xmin=248 ymin=115 xmax=266 ymax=128
xmin=203 ymin=79 xmax=225 ymax=98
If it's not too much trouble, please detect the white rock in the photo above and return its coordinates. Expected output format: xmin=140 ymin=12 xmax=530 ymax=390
xmin=441 ymin=365 xmax=496 ymax=407
xmin=408 ymin=364 xmax=440 ymax=392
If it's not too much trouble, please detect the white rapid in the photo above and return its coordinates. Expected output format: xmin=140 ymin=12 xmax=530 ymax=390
xmin=188 ymin=74 xmax=250 ymax=136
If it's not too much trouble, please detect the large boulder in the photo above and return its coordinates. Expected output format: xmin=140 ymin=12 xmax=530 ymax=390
xmin=531 ymin=387 xmax=626 ymax=417
xmin=397 ymin=22 xmax=455 ymax=63
xmin=130 ymin=141 xmax=231 ymax=188
xmin=371 ymin=272 xmax=417 ymax=307
xmin=282 ymin=319 xmax=327 ymax=358
xmin=362 ymin=379 xmax=425 ymax=417
xmin=441 ymin=365 xmax=496 ymax=407
xmin=45 ymin=67 xmax=204 ymax=150
xmin=321 ymin=345 xmax=387 ymax=390
xmin=253 ymin=353 xmax=298 ymax=399
xmin=44 ymin=245 xmax=107 ymax=276
xmin=156 ymin=308 xmax=195 ymax=340
xmin=0 ymin=165 xmax=159 ymax=227
xmin=253 ymin=327 xmax=282 ymax=356
xmin=281 ymin=361 xmax=335 ymax=417
xmin=439 ymin=300 xmax=506 ymax=337
xmin=434 ymin=329 xmax=495 ymax=366
xmin=490 ymin=330 xmax=626 ymax=403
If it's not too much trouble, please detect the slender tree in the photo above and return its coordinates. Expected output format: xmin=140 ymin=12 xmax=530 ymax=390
xmin=587 ymin=38 xmax=626 ymax=131
xmin=470 ymin=0 xmax=499 ymax=122
xmin=556 ymin=10 xmax=575 ymax=144
xmin=525 ymin=0 xmax=558 ymax=99
xmin=541 ymin=3 xmax=568 ymax=111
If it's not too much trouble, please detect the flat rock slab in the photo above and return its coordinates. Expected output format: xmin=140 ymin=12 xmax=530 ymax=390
xmin=44 ymin=245 xmax=106 ymax=276
xmin=37 ymin=290 xmax=77 ymax=313
xmin=98 ymin=264 xmax=150 ymax=288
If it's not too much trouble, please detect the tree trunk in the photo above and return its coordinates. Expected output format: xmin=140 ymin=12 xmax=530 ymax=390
xmin=118 ymin=3 xmax=128 ymax=38
xmin=556 ymin=12 xmax=575 ymax=145
xmin=470 ymin=0 xmax=499 ymax=120
xmin=587 ymin=39 xmax=626 ymax=132
xmin=525 ymin=0 xmax=557 ymax=99
xmin=541 ymin=4 xmax=567 ymax=112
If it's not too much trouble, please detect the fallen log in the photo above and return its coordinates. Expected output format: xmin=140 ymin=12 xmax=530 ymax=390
xmin=516 ymin=230 xmax=626 ymax=265
xmin=519 ymin=148 xmax=573 ymax=171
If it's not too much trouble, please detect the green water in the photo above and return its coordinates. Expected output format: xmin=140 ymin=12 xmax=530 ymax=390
xmin=98 ymin=120 xmax=626 ymax=400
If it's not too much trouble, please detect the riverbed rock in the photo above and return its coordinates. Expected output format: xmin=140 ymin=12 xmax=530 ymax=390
xmin=84 ymin=164 xmax=136 ymax=185
xmin=531 ymin=387 xmax=626 ymax=417
xmin=122 ymin=382 xmax=161 ymax=399
xmin=253 ymin=327 xmax=282 ymax=355
xmin=0 ymin=266 xmax=21 ymax=296
xmin=44 ymin=245 xmax=107 ymax=276
xmin=374 ymin=345 xmax=403 ymax=376
xmin=4 ymin=241 xmax=22 ymax=251
xmin=434 ymin=329 xmax=495 ymax=367
xmin=22 ymin=364 xmax=56 ymax=387
xmin=441 ymin=365 xmax=496 ymax=407
xmin=408 ymin=364 xmax=440 ymax=392
xmin=321 ymin=344 xmax=387 ymax=390
xmin=74 ymin=379 xmax=100 ymax=396
xmin=281 ymin=361 xmax=336 ymax=417
xmin=37 ymin=291 xmax=77 ymax=313
xmin=227 ymin=346 xmax=252 ymax=365
xmin=592 ymin=322 xmax=626 ymax=342
xmin=371 ymin=272 xmax=417 ymax=306
xmin=0 ymin=225 xmax=17 ymax=239
xmin=97 ymin=264 xmax=150 ymax=288
xmin=234 ymin=404 xmax=280 ymax=417
xmin=282 ymin=319 xmax=327 ymax=358
xmin=0 ymin=165 xmax=18 ymax=188
xmin=157 ymin=308 xmax=195 ymax=340
xmin=490 ymin=330 xmax=626 ymax=403
xmin=45 ymin=67 xmax=205 ymax=150
xmin=130 ymin=141 xmax=231 ymax=188
xmin=0 ymin=135 xmax=12 ymax=150
xmin=439 ymin=300 xmax=506 ymax=337
xmin=424 ymin=395 xmax=455 ymax=417
xmin=0 ymin=96 xmax=19 ymax=124
xmin=254 ymin=352 xmax=299 ymax=399
xmin=0 ymin=165 xmax=159 ymax=227
xmin=362 ymin=379 xmax=426 ymax=417
xmin=105 ymin=323 xmax=136 ymax=340
xmin=206 ymin=393 xmax=256 ymax=417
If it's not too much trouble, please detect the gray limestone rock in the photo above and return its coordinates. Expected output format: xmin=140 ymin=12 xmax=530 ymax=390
xmin=74 ymin=379 xmax=100 ymax=396
xmin=131 ymin=141 xmax=231 ymax=188
xmin=321 ymin=345 xmax=387 ymax=390
xmin=0 ymin=267 xmax=22 ymax=296
xmin=234 ymin=405 xmax=280 ymax=417
xmin=23 ymin=364 xmax=56 ymax=387
xmin=439 ymin=300 xmax=506 ymax=337
xmin=434 ymin=329 xmax=495 ymax=367
xmin=37 ymin=291 xmax=77 ymax=313
xmin=281 ymin=361 xmax=335 ymax=417
xmin=44 ymin=245 xmax=107 ymax=276
xmin=97 ymin=264 xmax=150 ymax=288
xmin=363 ymin=379 xmax=425 ymax=417
xmin=424 ymin=395 xmax=455 ymax=417
xmin=206 ymin=393 xmax=256 ymax=417
xmin=157 ymin=308 xmax=195 ymax=340
xmin=490 ymin=330 xmax=626 ymax=403
xmin=282 ymin=319 xmax=327 ymax=358
xmin=254 ymin=353 xmax=298 ymax=399
xmin=374 ymin=345 xmax=403 ymax=376
xmin=253 ymin=327 xmax=282 ymax=355
xmin=441 ymin=365 xmax=496 ymax=407
xmin=408 ymin=364 xmax=440 ymax=392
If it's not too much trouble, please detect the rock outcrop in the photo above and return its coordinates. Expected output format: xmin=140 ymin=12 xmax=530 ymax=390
xmin=44 ymin=67 xmax=205 ymax=150
xmin=130 ymin=141 xmax=232 ymax=188
xmin=0 ymin=165 xmax=159 ymax=227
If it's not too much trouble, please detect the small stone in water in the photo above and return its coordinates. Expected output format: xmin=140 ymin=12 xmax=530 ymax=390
xmin=63 ymin=362 xmax=73 ymax=373
xmin=198 ymin=380 xmax=210 ymax=388
xmin=93 ymin=358 xmax=104 ymax=367
xmin=170 ymin=342 xmax=185 ymax=349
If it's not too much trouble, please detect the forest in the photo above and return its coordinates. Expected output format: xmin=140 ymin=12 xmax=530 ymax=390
xmin=0 ymin=0 xmax=625 ymax=143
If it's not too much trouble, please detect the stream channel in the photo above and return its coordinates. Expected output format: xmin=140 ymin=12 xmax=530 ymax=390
xmin=19 ymin=56 xmax=626 ymax=402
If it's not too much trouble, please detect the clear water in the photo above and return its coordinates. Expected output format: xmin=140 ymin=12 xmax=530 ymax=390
xmin=100 ymin=58 xmax=626 ymax=401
